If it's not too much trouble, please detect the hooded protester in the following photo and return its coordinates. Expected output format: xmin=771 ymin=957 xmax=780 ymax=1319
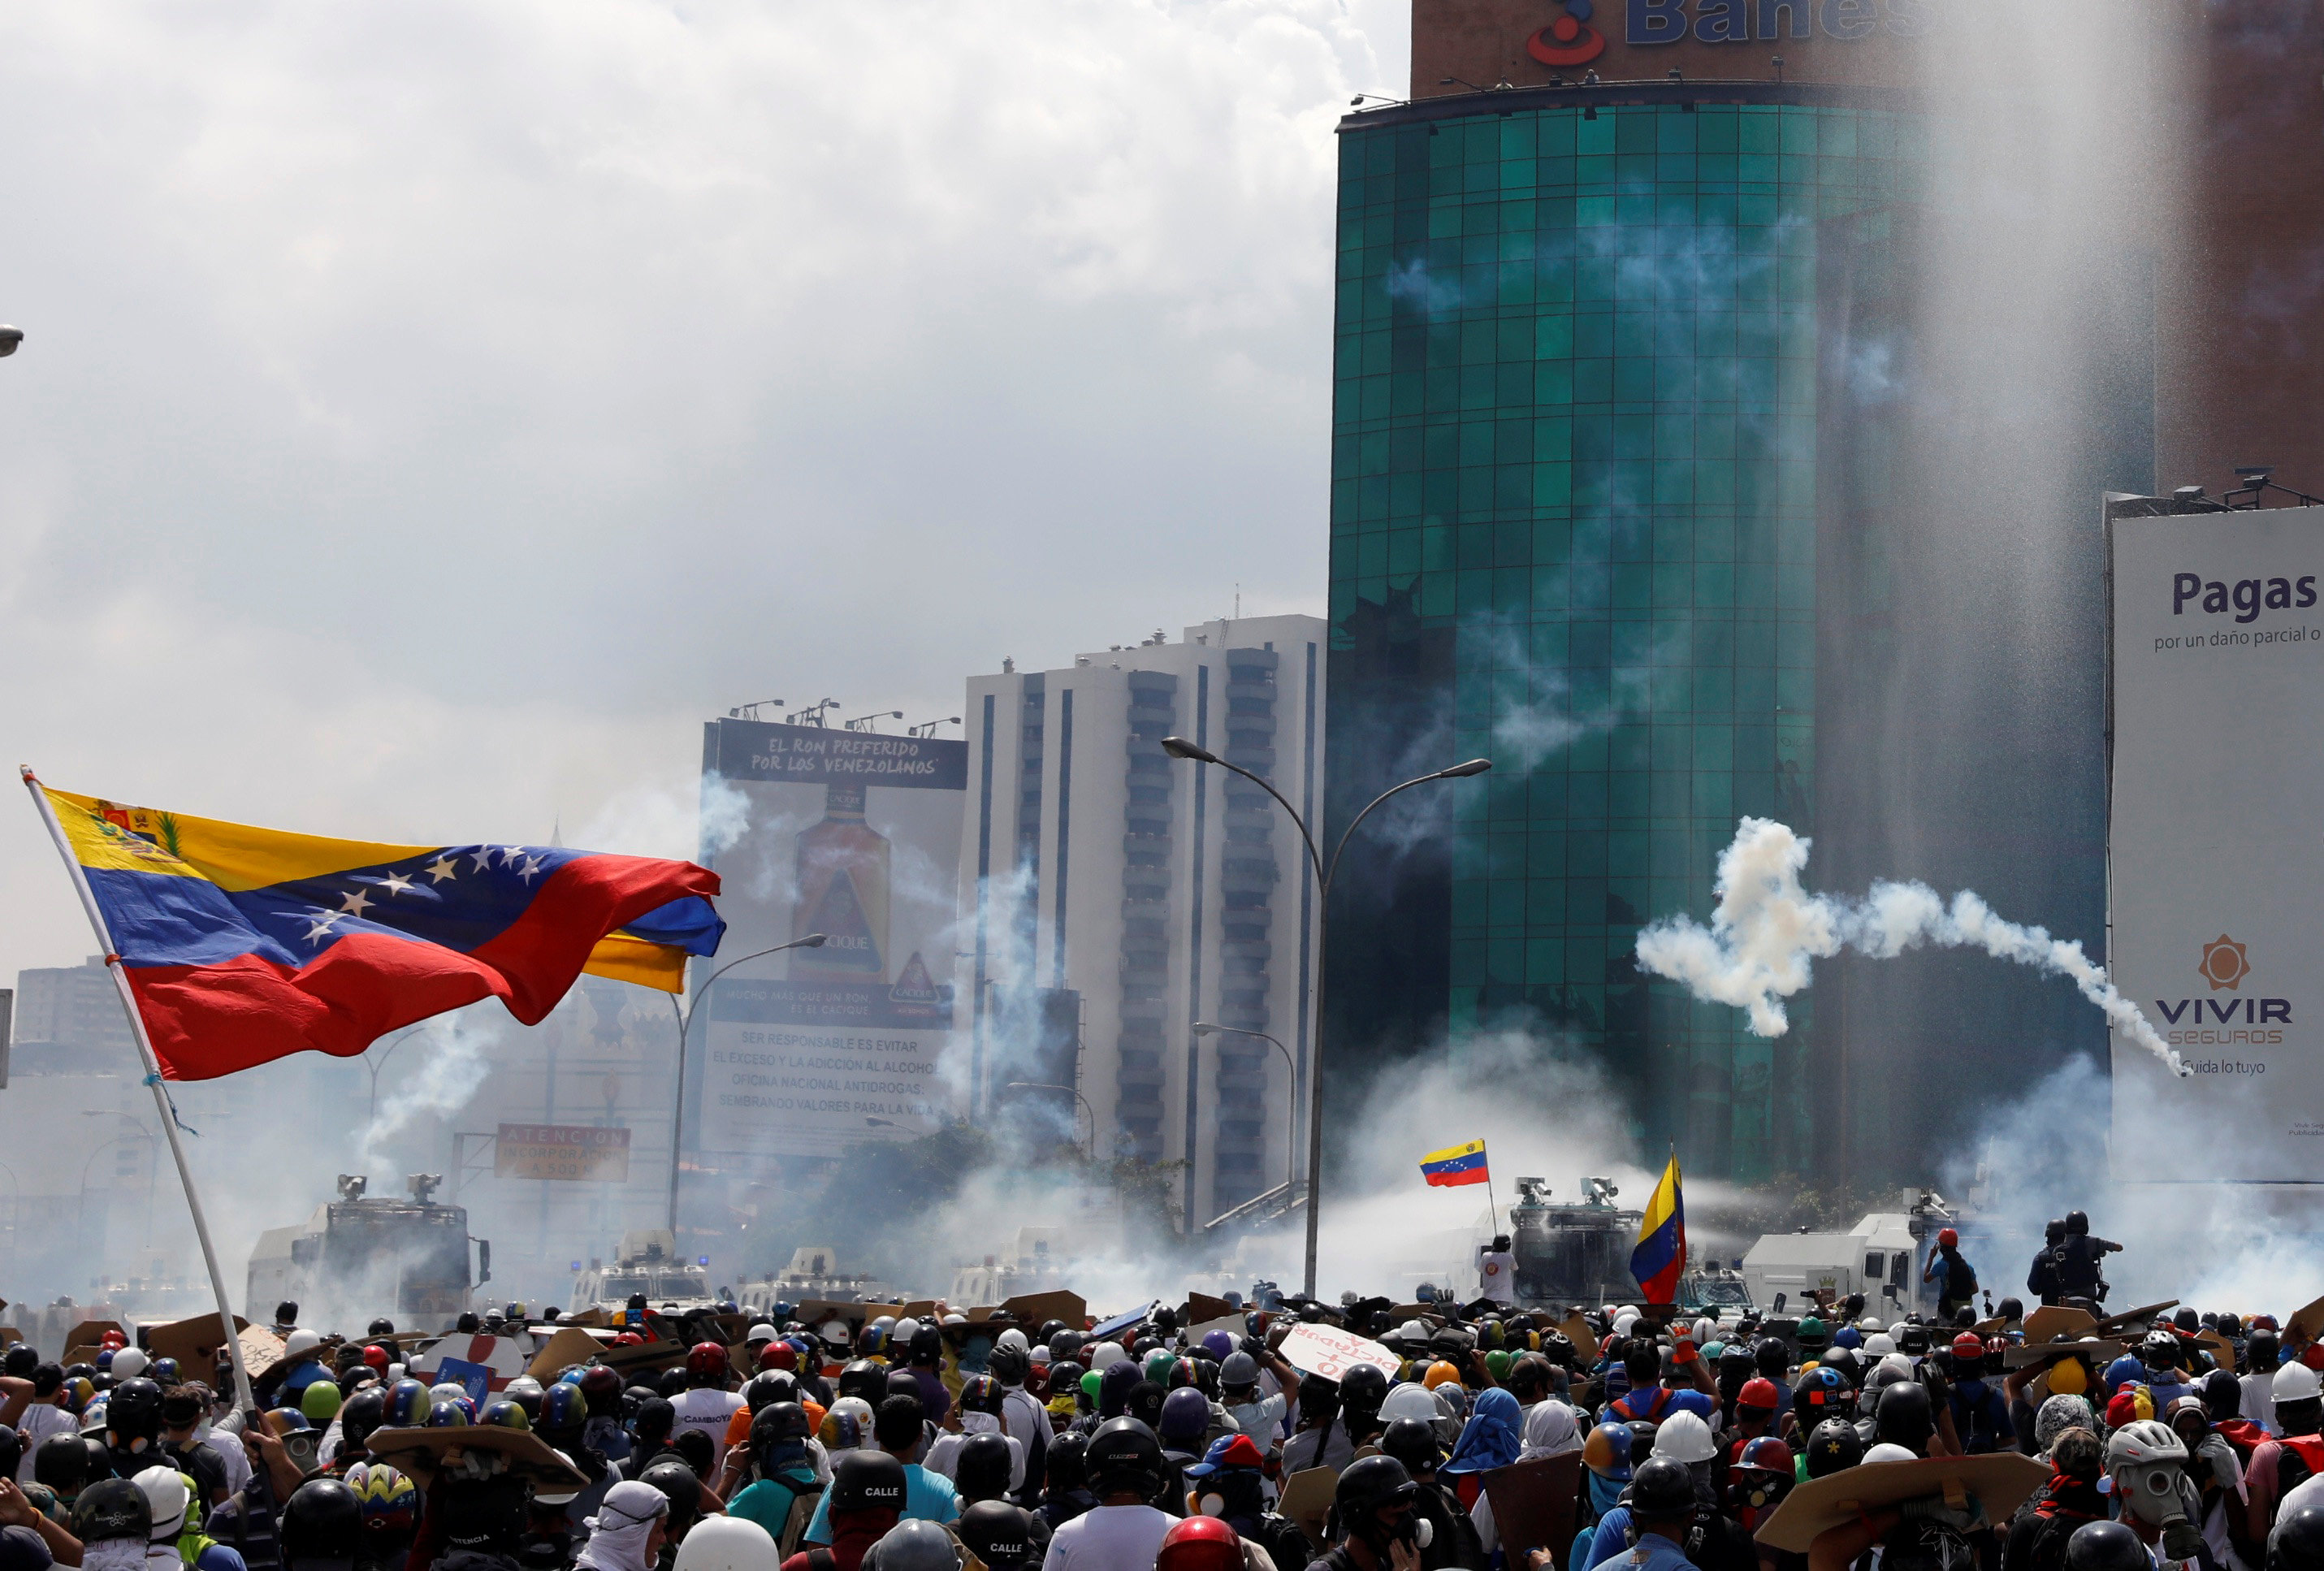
xmin=1439 ymin=1387 xmax=1522 ymax=1533
xmin=2003 ymin=1429 xmax=2109 ymax=1571
xmin=572 ymin=1484 xmax=669 ymax=1571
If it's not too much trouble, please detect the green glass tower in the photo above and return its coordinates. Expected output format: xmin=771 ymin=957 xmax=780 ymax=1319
xmin=1323 ymin=85 xmax=1928 ymax=1182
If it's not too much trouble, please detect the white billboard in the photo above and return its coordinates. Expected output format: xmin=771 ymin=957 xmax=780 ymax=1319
xmin=2107 ymin=503 xmax=2324 ymax=1180
xmin=695 ymin=720 xmax=967 ymax=1158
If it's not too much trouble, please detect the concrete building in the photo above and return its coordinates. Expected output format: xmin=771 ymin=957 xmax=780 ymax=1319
xmin=960 ymin=616 xmax=1326 ymax=1227
xmin=11 ymin=958 xmax=137 ymax=1076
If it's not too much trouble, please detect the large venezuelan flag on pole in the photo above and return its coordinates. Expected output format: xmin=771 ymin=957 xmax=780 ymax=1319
xmin=1420 ymin=1139 xmax=1491 ymax=1188
xmin=30 ymin=781 xmax=725 ymax=1080
xmin=1629 ymin=1152 xmax=1686 ymax=1304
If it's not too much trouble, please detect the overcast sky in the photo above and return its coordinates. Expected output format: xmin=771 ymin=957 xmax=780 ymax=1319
xmin=0 ymin=1 xmax=1406 ymax=973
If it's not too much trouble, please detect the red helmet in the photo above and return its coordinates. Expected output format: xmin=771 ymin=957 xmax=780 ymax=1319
xmin=1952 ymin=1331 xmax=1985 ymax=1361
xmin=686 ymin=1342 xmax=730 ymax=1382
xmin=1738 ymin=1377 xmax=1781 ymax=1413
xmin=1937 ymin=1227 xmax=1958 ymax=1249
xmin=1158 ymin=1515 xmax=1244 ymax=1571
xmin=759 ymin=1342 xmax=798 ymax=1373
xmin=362 ymin=1344 xmax=391 ymax=1371
xmin=611 ymin=1332 xmax=645 ymax=1348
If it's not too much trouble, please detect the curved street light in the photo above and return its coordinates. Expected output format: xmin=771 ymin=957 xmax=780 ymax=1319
xmin=362 ymin=1024 xmax=432 ymax=1123
xmin=1002 ymin=1080 xmax=1097 ymax=1161
xmin=666 ymin=934 xmax=827 ymax=1234
xmin=1191 ymin=1023 xmax=1297 ymax=1195
xmin=1161 ymin=735 xmax=1491 ymax=1298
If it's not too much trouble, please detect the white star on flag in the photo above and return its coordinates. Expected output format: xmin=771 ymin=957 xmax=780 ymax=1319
xmin=379 ymin=872 xmax=416 ymax=897
xmin=302 ymin=911 xmax=344 ymax=946
xmin=517 ymin=855 xmax=543 ymax=884
xmin=427 ymin=855 xmax=460 ymax=884
xmin=338 ymin=889 xmax=374 ymax=919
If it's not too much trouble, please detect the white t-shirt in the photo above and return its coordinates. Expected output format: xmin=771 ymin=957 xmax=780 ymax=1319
xmin=1041 ymin=1504 xmax=1175 ymax=1571
xmin=670 ymin=1388 xmax=747 ymax=1461
xmin=923 ymin=1425 xmax=1028 ymax=1493
xmin=1227 ymin=1393 xmax=1288 ymax=1451
xmin=1480 ymin=1252 xmax=1517 ymax=1305
xmin=16 ymin=1402 xmax=80 ymax=1481
xmin=204 ymin=1426 xmax=253 ymax=1496
xmin=2241 ymin=1372 xmax=2279 ymax=1436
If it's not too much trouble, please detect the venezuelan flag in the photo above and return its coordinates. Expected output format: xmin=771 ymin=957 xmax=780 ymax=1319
xmin=1629 ymin=1153 xmax=1686 ymax=1305
xmin=33 ymin=783 xmax=725 ymax=1080
xmin=1419 ymin=1139 xmax=1490 ymax=1188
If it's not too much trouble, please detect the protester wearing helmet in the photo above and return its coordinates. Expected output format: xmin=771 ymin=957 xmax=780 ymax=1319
xmin=664 ymin=1347 xmax=744 ymax=1474
xmin=1317 ymin=1455 xmax=1432 ymax=1571
xmin=1945 ymin=1333 xmax=2014 ymax=1455
xmin=923 ymin=1377 xmax=1027 ymax=1498
xmin=956 ymin=1496 xmax=1045 ymax=1571
xmin=1579 ymin=1453 xmax=1699 ymax=1571
xmin=1605 ymin=1340 xmax=1718 ymax=1430
xmin=2243 ymin=1363 xmax=2324 ymax=1552
xmin=2052 ymin=1214 xmax=2123 ymax=1307
xmin=1040 ymin=1417 xmax=1173 ymax=1571
xmin=798 ymin=1396 xmax=958 ymax=1549
xmin=1924 ymin=1229 xmax=1982 ymax=1322
xmin=1283 ymin=1374 xmax=1357 ymax=1476
xmin=774 ymin=1452 xmax=902 ymax=1571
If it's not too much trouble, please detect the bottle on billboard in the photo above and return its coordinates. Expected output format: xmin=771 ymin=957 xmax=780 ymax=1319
xmin=792 ymin=780 xmax=889 ymax=983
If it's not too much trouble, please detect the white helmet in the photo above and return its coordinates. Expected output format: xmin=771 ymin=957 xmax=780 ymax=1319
xmin=1028 ymin=1346 xmax=1052 ymax=1366
xmin=892 ymin=1318 xmax=921 ymax=1345
xmin=1380 ymin=1383 xmax=1439 ymax=1424
xmin=2106 ymin=1418 xmax=2188 ymax=1471
xmin=431 ymin=1382 xmax=468 ymax=1404
xmin=505 ymin=1377 xmax=543 ymax=1397
xmin=746 ymin=1323 xmax=777 ymax=1345
xmin=671 ymin=1513 xmax=777 ymax=1571
xmin=996 ymin=1328 xmax=1029 ymax=1354
xmin=134 ymin=1465 xmax=191 ymax=1542
xmin=1612 ymin=1312 xmax=1639 ymax=1338
xmin=1857 ymin=1317 xmax=1886 ymax=1333
xmin=1692 ymin=1318 xmax=1717 ymax=1346
xmin=284 ymin=1328 xmax=325 ymax=1360
xmin=1088 ymin=1342 xmax=1128 ymax=1370
xmin=873 ymin=1317 xmax=897 ymax=1332
xmin=941 ymin=1313 xmax=967 ymax=1328
xmin=111 ymin=1348 xmax=149 ymax=1379
xmin=1863 ymin=1443 xmax=1918 ymax=1464
xmin=1399 ymin=1320 xmax=1430 ymax=1343
xmin=1655 ymin=1409 xmax=1717 ymax=1465
xmin=2275 ymin=1362 xmax=2323 ymax=1403
xmin=1865 ymin=1333 xmax=1898 ymax=1357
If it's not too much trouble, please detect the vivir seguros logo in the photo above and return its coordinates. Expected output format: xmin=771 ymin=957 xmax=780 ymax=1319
xmin=1530 ymin=0 xmax=1608 ymax=65
xmin=2156 ymin=934 xmax=2287 ymax=1053
xmin=2200 ymin=934 xmax=2250 ymax=991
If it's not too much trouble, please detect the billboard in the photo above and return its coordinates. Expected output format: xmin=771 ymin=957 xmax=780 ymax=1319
xmin=2107 ymin=503 xmax=2324 ymax=1180
xmin=696 ymin=720 xmax=967 ymax=1158
xmin=494 ymin=1123 xmax=631 ymax=1182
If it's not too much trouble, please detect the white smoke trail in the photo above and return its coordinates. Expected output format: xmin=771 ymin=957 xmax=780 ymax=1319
xmin=357 ymin=1007 xmax=500 ymax=1171
xmin=1634 ymin=817 xmax=2188 ymax=1077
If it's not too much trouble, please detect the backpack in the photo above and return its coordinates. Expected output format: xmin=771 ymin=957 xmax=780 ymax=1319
xmin=1945 ymin=1253 xmax=1980 ymax=1301
xmin=2276 ymin=1435 xmax=2324 ymax=1501
xmin=780 ymin=1489 xmax=820 ymax=1559
xmin=2013 ymin=1485 xmax=2101 ymax=1571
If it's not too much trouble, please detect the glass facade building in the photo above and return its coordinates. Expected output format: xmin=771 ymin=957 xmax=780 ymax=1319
xmin=1325 ymin=85 xmax=1920 ymax=1182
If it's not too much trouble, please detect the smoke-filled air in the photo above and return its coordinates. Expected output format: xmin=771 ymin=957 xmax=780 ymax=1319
xmin=1637 ymin=817 xmax=2189 ymax=1077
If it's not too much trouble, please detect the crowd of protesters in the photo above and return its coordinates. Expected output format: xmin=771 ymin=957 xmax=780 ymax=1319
xmin=2 ymin=1218 xmax=2322 ymax=1571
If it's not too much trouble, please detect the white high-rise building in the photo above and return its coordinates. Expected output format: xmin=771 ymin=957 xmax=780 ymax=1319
xmin=959 ymin=615 xmax=1326 ymax=1228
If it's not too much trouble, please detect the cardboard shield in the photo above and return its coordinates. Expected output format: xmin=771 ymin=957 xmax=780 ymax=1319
xmin=1000 ymin=1291 xmax=1086 ymax=1330
xmin=2094 ymin=1301 xmax=2180 ymax=1336
xmin=144 ymin=1313 xmax=252 ymax=1374
xmin=1481 ymin=1452 xmax=1582 ymax=1569
xmin=1752 ymin=1452 xmax=2049 ymax=1554
xmin=526 ymin=1327 xmax=614 ymax=1383
xmin=2022 ymin=1306 xmax=2098 ymax=1345
xmin=2287 ymin=1294 xmax=2324 ymax=1347
xmin=361 ymin=1424 xmax=591 ymax=1491
xmin=1278 ymin=1465 xmax=1339 ymax=1551
xmin=2002 ymin=1338 xmax=2123 ymax=1371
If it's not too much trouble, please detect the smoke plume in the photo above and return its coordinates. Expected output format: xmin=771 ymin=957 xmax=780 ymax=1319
xmin=1634 ymin=818 xmax=2188 ymax=1078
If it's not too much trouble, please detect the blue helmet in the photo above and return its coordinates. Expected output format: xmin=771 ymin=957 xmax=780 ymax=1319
xmin=1582 ymin=1421 xmax=1634 ymax=1481
xmin=1832 ymin=1326 xmax=1863 ymax=1351
xmin=478 ymin=1400 xmax=530 ymax=1432
xmin=2105 ymin=1354 xmax=2147 ymax=1396
xmin=426 ymin=1398 xmax=472 ymax=1428
xmin=383 ymin=1379 xmax=433 ymax=1428
xmin=538 ymin=1381 xmax=587 ymax=1431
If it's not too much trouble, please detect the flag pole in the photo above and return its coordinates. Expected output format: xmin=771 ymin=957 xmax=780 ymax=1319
xmin=1483 ymin=1143 xmax=1500 ymax=1238
xmin=19 ymin=768 xmax=258 ymax=1413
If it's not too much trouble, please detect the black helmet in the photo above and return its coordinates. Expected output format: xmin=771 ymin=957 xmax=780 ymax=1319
xmin=1339 ymin=1364 xmax=1388 ymax=1417
xmin=988 ymin=1344 xmax=1030 ymax=1387
xmin=830 ymin=1449 xmax=908 ymax=1513
xmin=2249 ymin=1330 xmax=2283 ymax=1373
xmin=885 ymin=1370 xmax=922 ymax=1403
xmin=106 ymin=1377 xmax=164 ymax=1443
xmin=1874 ymin=1379 xmax=1934 ymax=1452
xmin=752 ymin=1401 xmax=812 ymax=1457
xmin=839 ymin=1360 xmax=888 ymax=1404
xmin=2270 ymin=1500 xmax=2324 ymax=1571
xmin=1629 ymin=1455 xmax=1697 ymax=1521
xmin=2045 ymin=1219 xmax=2066 ymax=1244
xmin=2066 ymin=1521 xmax=2153 ymax=1571
xmin=1084 ymin=1417 xmax=1165 ymax=1500
xmin=1997 ymin=1298 xmax=2024 ymax=1323
xmin=744 ymin=1371 xmax=798 ymax=1415
xmin=957 ymin=1500 xmax=1038 ymax=1571
xmin=1379 ymin=1417 xmax=1439 ymax=1475
xmin=1754 ymin=1338 xmax=1789 ymax=1378
xmin=907 ymin=1326 xmax=945 ymax=1365
xmin=2065 ymin=1211 xmax=2089 ymax=1236
xmin=2203 ymin=1369 xmax=2244 ymax=1423
xmin=954 ymin=1432 xmax=1015 ymax=1504
xmin=1625 ymin=1419 xmax=1660 ymax=1456
xmin=281 ymin=1478 xmax=363 ymax=1569
xmin=338 ymin=1387 xmax=387 ymax=1454
xmin=1044 ymin=1431 xmax=1088 ymax=1493
xmin=32 ymin=1433 xmax=91 ymax=1494
xmin=3 ymin=1346 xmax=36 ymax=1378
xmin=1296 ymin=1372 xmax=1340 ymax=1422
xmin=1804 ymin=1419 xmax=1862 ymax=1478
xmin=71 ymin=1478 xmax=152 ymax=1544
xmin=640 ymin=1460 xmax=703 ymax=1519
xmin=367 ymin=1318 xmax=396 ymax=1336
xmin=1332 ymin=1454 xmax=1417 ymax=1527
xmin=862 ymin=1518 xmax=961 ymax=1571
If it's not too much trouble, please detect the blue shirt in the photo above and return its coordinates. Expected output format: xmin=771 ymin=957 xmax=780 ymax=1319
xmin=802 ymin=1460 xmax=959 ymax=1544
xmin=1583 ymin=1512 xmax=1702 ymax=1571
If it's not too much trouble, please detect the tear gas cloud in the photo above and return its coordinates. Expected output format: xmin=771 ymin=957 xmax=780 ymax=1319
xmin=1635 ymin=817 xmax=2189 ymax=1077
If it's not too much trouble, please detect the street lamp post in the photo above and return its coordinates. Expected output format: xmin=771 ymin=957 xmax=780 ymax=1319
xmin=1001 ymin=1080 xmax=1097 ymax=1161
xmin=363 ymin=1025 xmax=431 ymax=1123
xmin=1160 ymin=735 xmax=1490 ymax=1300
xmin=666 ymin=934 xmax=827 ymax=1236
xmin=1190 ymin=1023 xmax=1297 ymax=1195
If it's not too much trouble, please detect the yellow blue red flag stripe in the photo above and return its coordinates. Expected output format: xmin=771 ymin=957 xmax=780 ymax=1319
xmin=40 ymin=786 xmax=724 ymax=1080
xmin=1630 ymin=1153 xmax=1686 ymax=1304
xmin=1420 ymin=1139 xmax=1490 ymax=1188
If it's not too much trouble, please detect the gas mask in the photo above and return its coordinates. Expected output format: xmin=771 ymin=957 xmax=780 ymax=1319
xmin=1727 ymin=1469 xmax=1793 ymax=1530
xmin=1358 ymin=1504 xmax=1432 ymax=1556
xmin=2107 ymin=1421 xmax=2204 ymax=1563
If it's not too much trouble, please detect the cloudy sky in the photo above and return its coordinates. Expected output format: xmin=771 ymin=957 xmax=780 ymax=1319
xmin=0 ymin=0 xmax=1404 ymax=972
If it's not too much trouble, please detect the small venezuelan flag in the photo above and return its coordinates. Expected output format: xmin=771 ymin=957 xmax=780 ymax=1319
xmin=1419 ymin=1139 xmax=1490 ymax=1188
xmin=35 ymin=784 xmax=725 ymax=1080
xmin=1630 ymin=1153 xmax=1687 ymax=1304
